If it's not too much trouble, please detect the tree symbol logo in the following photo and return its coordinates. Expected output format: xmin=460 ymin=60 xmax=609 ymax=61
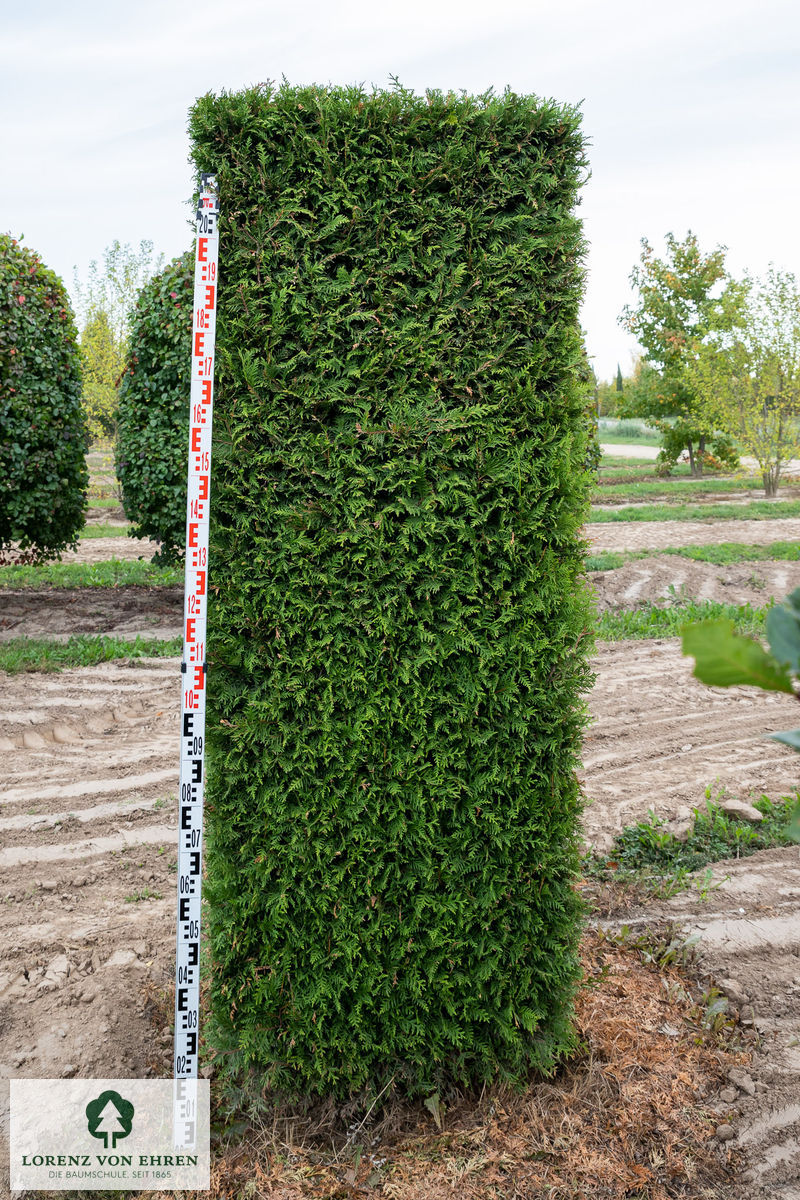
xmin=85 ymin=1090 xmax=135 ymax=1149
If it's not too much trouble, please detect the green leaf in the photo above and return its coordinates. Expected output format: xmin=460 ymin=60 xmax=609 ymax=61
xmin=767 ymin=601 xmax=800 ymax=674
xmin=423 ymin=1092 xmax=445 ymax=1130
xmin=789 ymin=798 xmax=800 ymax=843
xmin=682 ymin=619 xmax=794 ymax=693
xmin=770 ymin=728 xmax=800 ymax=752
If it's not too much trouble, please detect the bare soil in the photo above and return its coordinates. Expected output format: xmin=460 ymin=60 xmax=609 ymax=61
xmin=58 ymin=535 xmax=161 ymax=564
xmin=2 ymin=524 xmax=800 ymax=1194
xmin=590 ymin=553 xmax=800 ymax=611
xmin=587 ymin=515 xmax=800 ymax=552
xmin=0 ymin=587 xmax=183 ymax=642
xmin=596 ymin=848 xmax=800 ymax=1200
xmin=581 ymin=639 xmax=800 ymax=855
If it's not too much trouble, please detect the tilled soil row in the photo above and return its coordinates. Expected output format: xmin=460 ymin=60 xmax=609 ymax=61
xmin=598 ymin=846 xmax=800 ymax=1199
xmin=581 ymin=640 xmax=799 ymax=851
xmin=0 ymin=661 xmax=179 ymax=1087
xmin=0 ymin=586 xmax=183 ymax=643
xmin=590 ymin=554 xmax=800 ymax=611
xmin=587 ymin=515 xmax=800 ymax=552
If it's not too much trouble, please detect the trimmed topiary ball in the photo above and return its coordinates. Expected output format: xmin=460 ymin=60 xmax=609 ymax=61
xmin=117 ymin=250 xmax=193 ymax=563
xmin=0 ymin=234 xmax=88 ymax=563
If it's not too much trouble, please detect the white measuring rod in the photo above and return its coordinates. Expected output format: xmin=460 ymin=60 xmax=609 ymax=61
xmin=173 ymin=173 xmax=219 ymax=1114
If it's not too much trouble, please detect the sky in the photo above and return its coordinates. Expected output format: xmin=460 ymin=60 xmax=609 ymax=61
xmin=2 ymin=0 xmax=799 ymax=382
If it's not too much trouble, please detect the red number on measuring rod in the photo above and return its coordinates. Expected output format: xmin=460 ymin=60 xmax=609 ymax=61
xmin=174 ymin=173 xmax=219 ymax=1119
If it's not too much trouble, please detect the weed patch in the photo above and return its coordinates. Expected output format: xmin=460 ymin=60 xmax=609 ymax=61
xmin=79 ymin=523 xmax=130 ymax=539
xmin=586 ymin=541 xmax=800 ymax=573
xmin=595 ymin=476 xmax=778 ymax=504
xmin=596 ymin=597 xmax=769 ymax=641
xmin=0 ymin=560 xmax=181 ymax=588
xmin=589 ymin=498 xmax=800 ymax=523
xmin=0 ymin=635 xmax=181 ymax=673
xmin=585 ymin=793 xmax=800 ymax=896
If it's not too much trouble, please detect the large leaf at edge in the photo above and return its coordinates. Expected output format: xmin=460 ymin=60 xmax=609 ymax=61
xmin=771 ymin=728 xmax=800 ymax=751
xmin=682 ymin=619 xmax=794 ymax=693
xmin=766 ymin=601 xmax=800 ymax=675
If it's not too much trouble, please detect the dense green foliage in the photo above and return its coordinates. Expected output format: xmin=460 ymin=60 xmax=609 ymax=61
xmin=190 ymin=82 xmax=592 ymax=1098
xmin=117 ymin=251 xmax=193 ymax=561
xmin=0 ymin=235 xmax=88 ymax=562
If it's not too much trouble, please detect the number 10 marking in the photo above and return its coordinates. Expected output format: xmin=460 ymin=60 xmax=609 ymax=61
xmin=174 ymin=172 xmax=219 ymax=1120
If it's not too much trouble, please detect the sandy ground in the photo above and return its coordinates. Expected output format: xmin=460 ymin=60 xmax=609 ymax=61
xmin=58 ymin=535 xmax=162 ymax=564
xmin=0 ymin=587 xmax=183 ymax=643
xmin=587 ymin=515 xmax=800 ymax=552
xmin=590 ymin=554 xmax=800 ymax=611
xmin=2 ymin=519 xmax=800 ymax=1194
xmin=597 ymin=847 xmax=800 ymax=1200
xmin=581 ymin=639 xmax=800 ymax=852
xmin=600 ymin=442 xmax=660 ymax=459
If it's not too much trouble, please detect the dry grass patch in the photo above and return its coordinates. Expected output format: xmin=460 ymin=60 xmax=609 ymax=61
xmin=194 ymin=928 xmax=745 ymax=1199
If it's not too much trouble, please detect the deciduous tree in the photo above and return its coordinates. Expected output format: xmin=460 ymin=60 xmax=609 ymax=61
xmin=73 ymin=240 xmax=163 ymax=441
xmin=620 ymin=231 xmax=742 ymax=475
xmin=691 ymin=267 xmax=800 ymax=496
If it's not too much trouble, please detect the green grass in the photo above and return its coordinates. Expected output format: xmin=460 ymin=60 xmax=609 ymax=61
xmin=0 ymin=635 xmax=182 ymax=673
xmin=0 ymin=559 xmax=181 ymax=588
xmin=599 ymin=457 xmax=666 ymax=471
xmin=668 ymin=541 xmax=800 ymax=564
xmin=86 ymin=495 xmax=123 ymax=508
xmin=598 ymin=435 xmax=662 ymax=447
xmin=584 ymin=792 xmax=800 ymax=896
xmin=125 ymin=888 xmax=164 ymax=903
xmin=593 ymin=476 xmax=769 ymax=503
xmin=588 ymin=498 xmax=800 ymax=523
xmin=586 ymin=540 xmax=800 ymax=572
xmin=80 ymin=523 xmax=131 ymax=539
xmin=586 ymin=551 xmax=631 ymax=571
xmin=596 ymin=597 xmax=769 ymax=641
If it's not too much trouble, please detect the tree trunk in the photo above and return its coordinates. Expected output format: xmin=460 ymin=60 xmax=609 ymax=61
xmin=687 ymin=440 xmax=701 ymax=478
xmin=763 ymin=466 xmax=780 ymax=497
xmin=697 ymin=434 xmax=706 ymax=477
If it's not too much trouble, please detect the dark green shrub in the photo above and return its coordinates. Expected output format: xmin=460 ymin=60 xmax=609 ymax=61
xmin=0 ymin=235 xmax=87 ymax=563
xmin=116 ymin=251 xmax=193 ymax=563
xmin=190 ymin=82 xmax=592 ymax=1098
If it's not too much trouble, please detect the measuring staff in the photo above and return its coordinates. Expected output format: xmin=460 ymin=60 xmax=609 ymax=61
xmin=173 ymin=173 xmax=219 ymax=1148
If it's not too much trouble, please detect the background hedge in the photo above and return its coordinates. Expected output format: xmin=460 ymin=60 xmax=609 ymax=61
xmin=117 ymin=250 xmax=193 ymax=562
xmin=0 ymin=235 xmax=87 ymax=563
xmin=190 ymin=82 xmax=592 ymax=1098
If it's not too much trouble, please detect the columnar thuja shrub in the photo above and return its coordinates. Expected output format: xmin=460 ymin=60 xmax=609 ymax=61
xmin=0 ymin=235 xmax=87 ymax=562
xmin=190 ymin=83 xmax=592 ymax=1097
xmin=117 ymin=251 xmax=193 ymax=562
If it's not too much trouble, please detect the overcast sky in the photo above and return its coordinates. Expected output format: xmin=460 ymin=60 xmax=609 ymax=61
xmin=2 ymin=0 xmax=798 ymax=381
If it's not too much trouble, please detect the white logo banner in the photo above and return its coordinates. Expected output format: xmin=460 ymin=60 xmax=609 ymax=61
xmin=10 ymin=1079 xmax=210 ymax=1191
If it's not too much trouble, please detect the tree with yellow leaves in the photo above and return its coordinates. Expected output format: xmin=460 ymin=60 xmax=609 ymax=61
xmin=620 ymin=231 xmax=743 ymax=475
xmin=690 ymin=267 xmax=800 ymax=496
xmin=73 ymin=240 xmax=163 ymax=442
